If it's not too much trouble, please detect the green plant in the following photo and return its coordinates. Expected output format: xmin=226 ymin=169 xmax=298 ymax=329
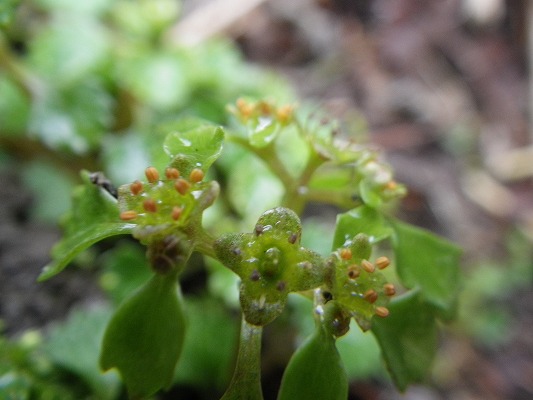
xmin=38 ymin=98 xmax=461 ymax=399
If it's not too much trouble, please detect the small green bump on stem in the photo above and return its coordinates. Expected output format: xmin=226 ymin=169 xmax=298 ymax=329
xmin=250 ymin=270 xmax=261 ymax=281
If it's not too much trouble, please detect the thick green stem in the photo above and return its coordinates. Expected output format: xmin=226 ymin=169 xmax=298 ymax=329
xmin=227 ymin=136 xmax=295 ymax=190
xmin=221 ymin=316 xmax=263 ymax=400
xmin=282 ymin=152 xmax=325 ymax=215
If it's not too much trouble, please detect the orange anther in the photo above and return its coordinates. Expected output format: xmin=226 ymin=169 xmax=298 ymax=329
xmin=143 ymin=199 xmax=157 ymax=213
xmin=386 ymin=181 xmax=398 ymax=190
xmin=130 ymin=180 xmax=143 ymax=195
xmin=383 ymin=283 xmax=396 ymax=296
xmin=145 ymin=166 xmax=159 ymax=183
xmin=189 ymin=168 xmax=204 ymax=183
xmin=361 ymin=259 xmax=375 ymax=273
xmin=174 ymin=178 xmax=191 ymax=195
xmin=276 ymin=104 xmax=293 ymax=124
xmin=171 ymin=206 xmax=183 ymax=221
xmin=364 ymin=289 xmax=378 ymax=303
xmin=347 ymin=265 xmax=360 ymax=279
xmin=340 ymin=248 xmax=352 ymax=260
xmin=375 ymin=307 xmax=389 ymax=318
xmin=165 ymin=167 xmax=180 ymax=179
xmin=120 ymin=210 xmax=138 ymax=221
xmin=376 ymin=256 xmax=390 ymax=270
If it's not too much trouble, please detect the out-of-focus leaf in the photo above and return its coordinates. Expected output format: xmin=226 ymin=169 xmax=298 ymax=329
xmin=371 ymin=291 xmax=438 ymax=391
xmin=111 ymin=0 xmax=180 ymax=38
xmin=29 ymin=81 xmax=113 ymax=154
xmin=116 ymin=52 xmax=188 ymax=110
xmin=333 ymin=205 xmax=393 ymax=249
xmin=34 ymin=0 xmax=110 ymax=14
xmin=38 ymin=170 xmax=133 ymax=281
xmin=21 ymin=161 xmax=74 ymax=223
xmin=336 ymin=320 xmax=383 ymax=380
xmin=359 ymin=179 xmax=383 ymax=208
xmin=0 ymin=76 xmax=29 ymax=135
xmin=174 ymin=297 xmax=238 ymax=392
xmin=44 ymin=307 xmax=120 ymax=400
xmin=248 ymin=118 xmax=279 ymax=148
xmin=28 ymin=14 xmax=109 ymax=85
xmin=100 ymin=274 xmax=186 ymax=398
xmin=0 ymin=0 xmax=20 ymax=28
xmin=99 ymin=241 xmax=152 ymax=305
xmin=101 ymin=131 xmax=152 ymax=185
xmin=227 ymin=154 xmax=284 ymax=225
xmin=392 ymin=219 xmax=462 ymax=317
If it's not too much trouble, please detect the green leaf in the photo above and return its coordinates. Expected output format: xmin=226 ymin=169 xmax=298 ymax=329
xmin=39 ymin=171 xmax=133 ymax=281
xmin=248 ymin=118 xmax=279 ymax=148
xmin=391 ymin=219 xmax=462 ymax=316
xmin=278 ymin=323 xmax=348 ymax=400
xmin=333 ymin=205 xmax=393 ymax=249
xmin=371 ymin=291 xmax=438 ymax=391
xmin=100 ymin=274 xmax=186 ymax=398
xmin=44 ymin=306 xmax=120 ymax=400
xmin=358 ymin=179 xmax=383 ymax=208
xmin=162 ymin=118 xmax=225 ymax=176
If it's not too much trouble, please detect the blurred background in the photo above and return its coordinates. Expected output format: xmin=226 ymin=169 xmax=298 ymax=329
xmin=1 ymin=0 xmax=532 ymax=399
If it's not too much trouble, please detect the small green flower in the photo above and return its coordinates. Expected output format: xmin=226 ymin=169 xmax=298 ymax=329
xmin=327 ymin=234 xmax=395 ymax=331
xmin=117 ymin=165 xmax=219 ymax=275
xmin=215 ymin=207 xmax=325 ymax=326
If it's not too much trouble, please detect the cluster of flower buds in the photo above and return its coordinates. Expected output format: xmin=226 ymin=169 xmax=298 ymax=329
xmin=118 ymin=166 xmax=208 ymax=241
xmin=215 ymin=207 xmax=324 ymax=326
xmin=228 ymin=98 xmax=295 ymax=126
xmin=358 ymin=158 xmax=406 ymax=206
xmin=327 ymin=234 xmax=396 ymax=331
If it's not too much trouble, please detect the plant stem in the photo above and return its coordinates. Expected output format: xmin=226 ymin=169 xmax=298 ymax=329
xmin=227 ymin=136 xmax=295 ymax=190
xmin=283 ymin=152 xmax=325 ymax=215
xmin=220 ymin=316 xmax=263 ymax=400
